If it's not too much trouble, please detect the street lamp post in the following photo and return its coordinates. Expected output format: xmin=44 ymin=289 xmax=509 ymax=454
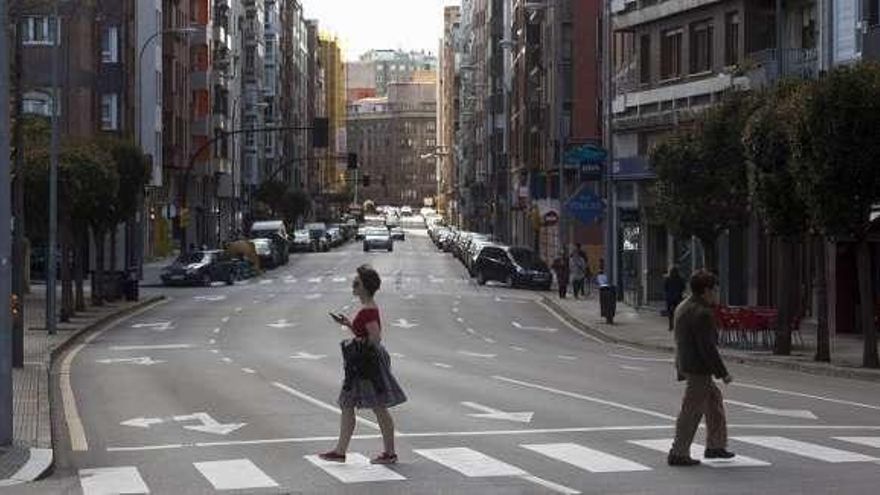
xmin=47 ymin=0 xmax=60 ymax=335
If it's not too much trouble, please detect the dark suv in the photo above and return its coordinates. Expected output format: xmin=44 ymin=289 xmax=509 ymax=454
xmin=473 ymin=246 xmax=552 ymax=290
xmin=161 ymin=251 xmax=240 ymax=286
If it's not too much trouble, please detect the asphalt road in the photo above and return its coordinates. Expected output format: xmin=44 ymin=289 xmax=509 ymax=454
xmin=16 ymin=229 xmax=880 ymax=494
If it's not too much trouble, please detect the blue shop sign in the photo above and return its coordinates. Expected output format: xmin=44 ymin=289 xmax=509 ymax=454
xmin=564 ymin=186 xmax=606 ymax=225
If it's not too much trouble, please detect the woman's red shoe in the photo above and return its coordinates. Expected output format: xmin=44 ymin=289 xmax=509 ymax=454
xmin=318 ymin=451 xmax=346 ymax=463
xmin=370 ymin=452 xmax=398 ymax=465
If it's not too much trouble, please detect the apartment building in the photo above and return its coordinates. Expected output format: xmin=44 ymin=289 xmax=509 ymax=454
xmin=438 ymin=5 xmax=461 ymax=221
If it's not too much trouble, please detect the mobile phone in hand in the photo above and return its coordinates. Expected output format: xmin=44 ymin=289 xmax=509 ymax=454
xmin=329 ymin=312 xmax=342 ymax=322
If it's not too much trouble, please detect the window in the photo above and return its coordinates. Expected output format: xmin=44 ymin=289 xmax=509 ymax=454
xmin=639 ymin=35 xmax=651 ymax=84
xmin=101 ymin=94 xmax=119 ymax=131
xmin=22 ymin=16 xmax=59 ymax=45
xmin=102 ymin=26 xmax=119 ymax=63
xmin=724 ymin=13 xmax=740 ymax=66
xmin=22 ymin=91 xmax=55 ymax=116
xmin=690 ymin=21 xmax=713 ymax=74
xmin=660 ymin=29 xmax=683 ymax=79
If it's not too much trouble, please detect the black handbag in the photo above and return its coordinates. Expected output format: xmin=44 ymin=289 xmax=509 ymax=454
xmin=340 ymin=339 xmax=385 ymax=393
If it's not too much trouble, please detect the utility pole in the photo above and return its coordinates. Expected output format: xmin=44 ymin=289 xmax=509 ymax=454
xmin=47 ymin=0 xmax=60 ymax=334
xmin=603 ymin=0 xmax=617 ymax=287
xmin=11 ymin=18 xmax=24 ymax=368
xmin=1 ymin=0 xmax=16 ymax=445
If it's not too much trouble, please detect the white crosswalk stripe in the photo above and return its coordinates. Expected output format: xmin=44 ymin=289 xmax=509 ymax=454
xmin=733 ymin=436 xmax=880 ymax=463
xmin=834 ymin=436 xmax=880 ymax=449
xmin=522 ymin=442 xmax=652 ymax=473
xmin=630 ymin=439 xmax=771 ymax=468
xmin=193 ymin=459 xmax=279 ymax=490
xmin=79 ymin=466 xmax=149 ymax=495
xmin=304 ymin=453 xmax=406 ymax=483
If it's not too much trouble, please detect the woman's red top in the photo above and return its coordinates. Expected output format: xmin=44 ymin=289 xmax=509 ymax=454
xmin=351 ymin=307 xmax=381 ymax=338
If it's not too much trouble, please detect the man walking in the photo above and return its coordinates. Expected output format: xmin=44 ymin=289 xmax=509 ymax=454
xmin=570 ymin=245 xmax=587 ymax=299
xmin=668 ymin=270 xmax=735 ymax=466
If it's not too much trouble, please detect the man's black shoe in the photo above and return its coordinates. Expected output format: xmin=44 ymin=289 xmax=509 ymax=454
xmin=667 ymin=454 xmax=701 ymax=466
xmin=704 ymin=449 xmax=736 ymax=459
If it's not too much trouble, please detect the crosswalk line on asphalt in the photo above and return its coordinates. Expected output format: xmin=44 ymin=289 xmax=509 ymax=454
xmin=193 ymin=458 xmax=280 ymax=490
xmin=834 ymin=436 xmax=880 ymax=449
xmin=79 ymin=466 xmax=150 ymax=495
xmin=522 ymin=442 xmax=652 ymax=473
xmin=733 ymin=436 xmax=880 ymax=463
xmin=304 ymin=453 xmax=407 ymax=483
xmin=629 ymin=439 xmax=771 ymax=467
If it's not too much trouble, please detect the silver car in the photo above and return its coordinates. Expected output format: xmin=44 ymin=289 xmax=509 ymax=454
xmin=363 ymin=228 xmax=393 ymax=252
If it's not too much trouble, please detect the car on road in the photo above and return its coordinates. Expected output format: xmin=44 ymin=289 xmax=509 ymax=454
xmin=161 ymin=250 xmax=240 ymax=286
xmin=390 ymin=227 xmax=406 ymax=241
xmin=472 ymin=245 xmax=552 ymax=290
xmin=327 ymin=227 xmax=344 ymax=247
xmin=249 ymin=220 xmax=290 ymax=265
xmin=355 ymin=226 xmax=367 ymax=241
xmin=305 ymin=223 xmax=330 ymax=252
xmin=291 ymin=230 xmax=313 ymax=252
xmin=363 ymin=227 xmax=393 ymax=252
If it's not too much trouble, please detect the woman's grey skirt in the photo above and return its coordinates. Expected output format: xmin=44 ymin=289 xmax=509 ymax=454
xmin=338 ymin=342 xmax=407 ymax=409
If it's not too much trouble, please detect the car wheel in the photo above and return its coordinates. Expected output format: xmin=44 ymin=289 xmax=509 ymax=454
xmin=477 ymin=271 xmax=487 ymax=286
xmin=225 ymin=270 xmax=236 ymax=285
xmin=388 ymin=245 xmax=393 ymax=252
xmin=364 ymin=245 xmax=370 ymax=252
xmin=201 ymin=273 xmax=212 ymax=287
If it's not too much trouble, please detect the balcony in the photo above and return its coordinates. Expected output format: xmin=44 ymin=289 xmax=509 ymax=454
xmin=613 ymin=0 xmax=724 ymax=30
xmin=744 ymin=48 xmax=819 ymax=88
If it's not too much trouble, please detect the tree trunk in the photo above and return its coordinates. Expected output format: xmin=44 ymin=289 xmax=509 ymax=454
xmin=699 ymin=236 xmax=718 ymax=274
xmin=774 ymin=237 xmax=795 ymax=355
xmin=60 ymin=224 xmax=74 ymax=322
xmin=92 ymin=229 xmax=105 ymax=306
xmin=814 ymin=236 xmax=831 ymax=362
xmin=110 ymin=226 xmax=117 ymax=274
xmin=74 ymin=229 xmax=86 ymax=312
xmin=857 ymin=240 xmax=878 ymax=368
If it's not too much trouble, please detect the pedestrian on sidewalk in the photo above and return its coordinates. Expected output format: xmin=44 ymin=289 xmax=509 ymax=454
xmin=668 ymin=269 xmax=735 ymax=467
xmin=551 ymin=249 xmax=571 ymax=299
xmin=664 ymin=265 xmax=686 ymax=331
xmin=320 ymin=264 xmax=407 ymax=465
xmin=570 ymin=244 xmax=587 ymax=299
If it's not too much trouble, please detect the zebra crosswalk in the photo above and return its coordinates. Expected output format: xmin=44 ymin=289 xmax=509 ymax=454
xmin=76 ymin=435 xmax=880 ymax=494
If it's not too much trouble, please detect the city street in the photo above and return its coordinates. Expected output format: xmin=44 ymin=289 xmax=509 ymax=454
xmin=16 ymin=229 xmax=880 ymax=494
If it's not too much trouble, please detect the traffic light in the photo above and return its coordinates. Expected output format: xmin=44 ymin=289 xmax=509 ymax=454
xmin=362 ymin=174 xmax=371 ymax=187
xmin=312 ymin=117 xmax=329 ymax=148
xmin=347 ymin=153 xmax=358 ymax=170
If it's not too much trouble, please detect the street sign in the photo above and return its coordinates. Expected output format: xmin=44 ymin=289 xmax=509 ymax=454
xmin=564 ymin=143 xmax=607 ymax=180
xmin=564 ymin=185 xmax=606 ymax=225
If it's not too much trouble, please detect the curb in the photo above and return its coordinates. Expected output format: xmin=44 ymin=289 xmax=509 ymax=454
xmin=541 ymin=296 xmax=880 ymax=383
xmin=0 ymin=295 xmax=167 ymax=487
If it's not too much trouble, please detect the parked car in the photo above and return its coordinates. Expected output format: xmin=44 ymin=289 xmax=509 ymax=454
xmin=363 ymin=227 xmax=393 ymax=252
xmin=251 ymin=238 xmax=277 ymax=269
xmin=161 ymin=250 xmax=240 ymax=286
xmin=327 ymin=227 xmax=344 ymax=247
xmin=472 ymin=245 xmax=552 ymax=290
xmin=249 ymin=220 xmax=289 ymax=265
xmin=291 ymin=230 xmax=313 ymax=252
xmin=356 ymin=227 xmax=368 ymax=241
xmin=390 ymin=227 xmax=406 ymax=241
xmin=466 ymin=239 xmax=494 ymax=275
xmin=305 ymin=223 xmax=330 ymax=252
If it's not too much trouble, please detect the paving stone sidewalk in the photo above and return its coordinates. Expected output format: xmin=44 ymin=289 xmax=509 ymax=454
xmin=543 ymin=293 xmax=880 ymax=382
xmin=0 ymin=284 xmax=163 ymax=486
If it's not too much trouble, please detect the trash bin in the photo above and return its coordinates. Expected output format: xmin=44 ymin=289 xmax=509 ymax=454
xmin=599 ymin=285 xmax=617 ymax=324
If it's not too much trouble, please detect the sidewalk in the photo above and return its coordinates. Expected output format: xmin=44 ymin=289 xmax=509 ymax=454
xmin=0 ymin=284 xmax=163 ymax=486
xmin=543 ymin=293 xmax=880 ymax=382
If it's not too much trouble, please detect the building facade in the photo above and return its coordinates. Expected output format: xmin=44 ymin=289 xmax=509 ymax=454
xmin=438 ymin=5 xmax=461 ymax=221
xmin=355 ymin=49 xmax=438 ymax=97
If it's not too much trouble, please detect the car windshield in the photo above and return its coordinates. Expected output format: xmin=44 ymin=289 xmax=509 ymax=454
xmin=366 ymin=228 xmax=388 ymax=236
xmin=509 ymin=248 xmax=544 ymax=269
xmin=179 ymin=252 xmax=209 ymax=264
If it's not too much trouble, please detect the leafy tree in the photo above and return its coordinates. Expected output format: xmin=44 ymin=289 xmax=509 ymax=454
xmin=105 ymin=138 xmax=149 ymax=274
xmin=650 ymin=93 xmax=754 ymax=272
xmin=279 ymin=188 xmax=312 ymax=227
xmin=793 ymin=63 xmax=880 ymax=368
xmin=255 ymin=180 xmax=288 ymax=216
xmin=743 ymin=82 xmax=817 ymax=357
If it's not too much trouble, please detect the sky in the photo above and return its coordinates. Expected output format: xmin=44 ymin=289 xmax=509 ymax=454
xmin=301 ymin=0 xmax=458 ymax=61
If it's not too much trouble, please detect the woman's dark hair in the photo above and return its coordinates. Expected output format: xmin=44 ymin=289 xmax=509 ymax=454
xmin=689 ymin=269 xmax=717 ymax=296
xmin=357 ymin=264 xmax=381 ymax=296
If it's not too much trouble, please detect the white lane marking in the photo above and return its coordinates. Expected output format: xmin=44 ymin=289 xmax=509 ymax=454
xmin=414 ymin=447 xmax=578 ymax=494
xmin=110 ymin=344 xmax=191 ymax=351
xmin=522 ymin=443 xmax=651 ymax=473
xmin=290 ymin=352 xmax=327 ymax=360
xmin=304 ymin=293 xmax=323 ymax=300
xmin=493 ymin=375 xmax=675 ymax=421
xmin=510 ymin=346 xmax=527 ymax=352
xmin=210 ymin=349 xmax=220 ymax=354
xmin=391 ymin=352 xmax=405 ymax=358
xmin=462 ymin=402 xmax=533 ymax=423
xmin=332 ymin=276 xmax=347 ymax=283
xmin=630 ymin=439 xmax=770 ymax=468
xmin=452 ymin=307 xmax=460 ymax=313
xmin=259 ymin=279 xmax=275 ymax=285
xmin=308 ymin=277 xmax=323 ymax=283
xmin=391 ymin=318 xmax=418 ymax=329
xmin=620 ymin=365 xmax=648 ymax=372
xmin=62 ymin=298 xmax=169 ymax=452
xmin=433 ymin=362 xmax=453 ymax=369
xmin=536 ymin=300 xmax=606 ymax=344
xmin=465 ymin=328 xmax=476 ymax=335
xmin=208 ymin=339 xmax=216 ymax=345
xmin=458 ymin=351 xmax=497 ymax=359
xmin=212 ymin=327 xmax=221 ymax=334
xmin=456 ymin=317 xmax=464 ymax=323
xmin=221 ymin=316 xmax=230 ymax=323
xmin=194 ymin=295 xmax=226 ymax=302
xmin=194 ymin=459 xmax=279 ymax=490
xmin=267 ymin=319 xmax=297 ymax=329
xmin=305 ymin=453 xmax=406 ymax=483
xmin=733 ymin=436 xmax=880 ymax=463
xmin=835 ymin=437 xmax=880 ymax=450
xmin=557 ymin=355 xmax=578 ymax=361
xmin=234 ymin=307 xmax=243 ymax=313
xmin=733 ymin=382 xmax=880 ymax=412
xmin=241 ymin=368 xmax=256 ymax=374
xmin=724 ymin=399 xmax=818 ymax=420
xmin=483 ymin=338 xmax=497 ymax=344
xmin=0 ymin=448 xmax=53 ymax=485
xmin=608 ymin=353 xmax=673 ymax=363
xmin=511 ymin=321 xmax=558 ymax=333
xmin=95 ymin=357 xmax=164 ymax=366
xmin=221 ymin=357 xmax=233 ymax=363
xmin=272 ymin=382 xmax=380 ymax=430
xmin=79 ymin=466 xmax=150 ymax=494
xmin=131 ymin=321 xmax=174 ymax=332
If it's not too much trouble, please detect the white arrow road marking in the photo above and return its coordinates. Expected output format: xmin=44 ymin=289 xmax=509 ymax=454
xmin=110 ymin=344 xmax=192 ymax=351
xmin=131 ymin=321 xmax=174 ymax=332
xmin=724 ymin=400 xmax=818 ymax=420
xmin=462 ymin=401 xmax=534 ymax=423
xmin=290 ymin=352 xmax=327 ymax=360
xmin=433 ymin=362 xmax=453 ymax=369
xmin=96 ymin=357 xmax=165 ymax=366
xmin=304 ymin=293 xmax=323 ymax=300
xmin=458 ymin=351 xmax=497 ymax=359
xmin=391 ymin=318 xmax=418 ymax=329
xmin=120 ymin=412 xmax=246 ymax=436
xmin=511 ymin=321 xmax=558 ymax=333
xmin=194 ymin=295 xmax=227 ymax=302
xmin=266 ymin=319 xmax=297 ymax=329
